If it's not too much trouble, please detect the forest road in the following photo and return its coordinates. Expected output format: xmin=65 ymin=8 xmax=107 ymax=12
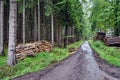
xmin=12 ymin=41 xmax=118 ymax=80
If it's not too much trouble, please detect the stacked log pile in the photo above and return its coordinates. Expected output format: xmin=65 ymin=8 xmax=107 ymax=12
xmin=16 ymin=40 xmax=52 ymax=60
xmin=104 ymin=37 xmax=120 ymax=46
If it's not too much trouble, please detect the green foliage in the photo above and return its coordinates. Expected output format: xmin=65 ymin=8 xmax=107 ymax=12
xmin=90 ymin=0 xmax=113 ymax=30
xmin=90 ymin=40 xmax=120 ymax=67
xmin=44 ymin=0 xmax=66 ymax=16
xmin=67 ymin=41 xmax=83 ymax=49
xmin=17 ymin=0 xmax=39 ymax=13
xmin=69 ymin=0 xmax=84 ymax=28
xmin=0 ymin=41 xmax=82 ymax=80
xmin=90 ymin=0 xmax=120 ymax=34
xmin=16 ymin=0 xmax=85 ymax=37
xmin=44 ymin=0 xmax=84 ymax=29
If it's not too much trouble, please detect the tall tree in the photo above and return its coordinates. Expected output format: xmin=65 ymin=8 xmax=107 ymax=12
xmin=7 ymin=0 xmax=17 ymax=66
xmin=23 ymin=0 xmax=26 ymax=44
xmin=51 ymin=0 xmax=54 ymax=46
xmin=64 ymin=1 xmax=69 ymax=47
xmin=57 ymin=24 xmax=62 ymax=47
xmin=114 ymin=0 xmax=120 ymax=36
xmin=34 ymin=6 xmax=37 ymax=41
xmin=38 ymin=0 xmax=41 ymax=41
xmin=0 ymin=0 xmax=4 ymax=56
xmin=51 ymin=13 xmax=54 ymax=46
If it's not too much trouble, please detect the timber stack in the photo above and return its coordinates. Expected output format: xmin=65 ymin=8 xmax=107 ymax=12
xmin=94 ymin=32 xmax=120 ymax=47
xmin=16 ymin=40 xmax=52 ymax=60
xmin=104 ymin=37 xmax=120 ymax=46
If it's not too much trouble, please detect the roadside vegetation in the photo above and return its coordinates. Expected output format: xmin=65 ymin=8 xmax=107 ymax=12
xmin=0 ymin=41 xmax=83 ymax=80
xmin=90 ymin=40 xmax=120 ymax=67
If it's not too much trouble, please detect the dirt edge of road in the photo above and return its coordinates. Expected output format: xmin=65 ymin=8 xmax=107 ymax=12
xmin=93 ymin=49 xmax=120 ymax=79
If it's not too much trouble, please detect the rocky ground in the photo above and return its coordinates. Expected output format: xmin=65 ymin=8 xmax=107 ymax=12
xmin=12 ymin=41 xmax=120 ymax=80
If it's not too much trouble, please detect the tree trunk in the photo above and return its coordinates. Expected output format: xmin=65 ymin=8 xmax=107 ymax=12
xmin=38 ymin=0 xmax=41 ymax=41
xmin=34 ymin=6 xmax=37 ymax=41
xmin=43 ymin=10 xmax=46 ymax=40
xmin=7 ymin=0 xmax=17 ymax=66
xmin=114 ymin=0 xmax=120 ymax=36
xmin=4 ymin=0 xmax=9 ymax=44
xmin=64 ymin=1 xmax=69 ymax=48
xmin=51 ymin=14 xmax=54 ymax=46
xmin=17 ymin=2 xmax=22 ymax=43
xmin=68 ymin=26 xmax=71 ymax=43
xmin=58 ymin=25 xmax=62 ymax=47
xmin=71 ymin=27 xmax=75 ymax=42
xmin=30 ymin=8 xmax=34 ymax=41
xmin=0 ymin=0 xmax=4 ymax=56
xmin=64 ymin=25 xmax=68 ymax=48
xmin=23 ymin=0 xmax=25 ymax=44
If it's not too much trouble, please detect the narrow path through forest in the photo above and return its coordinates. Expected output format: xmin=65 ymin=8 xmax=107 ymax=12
xmin=12 ymin=41 xmax=118 ymax=80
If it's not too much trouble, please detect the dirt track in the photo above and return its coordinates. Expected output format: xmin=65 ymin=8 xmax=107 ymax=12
xmin=12 ymin=41 xmax=118 ymax=80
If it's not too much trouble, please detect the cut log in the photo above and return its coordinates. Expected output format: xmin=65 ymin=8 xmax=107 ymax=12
xmin=16 ymin=40 xmax=52 ymax=60
xmin=104 ymin=37 xmax=120 ymax=46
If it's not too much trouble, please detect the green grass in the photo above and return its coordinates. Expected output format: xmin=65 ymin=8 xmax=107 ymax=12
xmin=0 ymin=41 xmax=82 ymax=80
xmin=89 ymin=40 xmax=120 ymax=67
xmin=67 ymin=41 xmax=83 ymax=49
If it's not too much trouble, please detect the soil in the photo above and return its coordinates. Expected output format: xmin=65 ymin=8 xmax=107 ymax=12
xmin=12 ymin=41 xmax=120 ymax=80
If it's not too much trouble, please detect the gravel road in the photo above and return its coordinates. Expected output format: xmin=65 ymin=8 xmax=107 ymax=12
xmin=12 ymin=41 xmax=118 ymax=80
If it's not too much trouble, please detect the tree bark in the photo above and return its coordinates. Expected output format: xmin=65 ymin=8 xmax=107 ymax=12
xmin=38 ymin=0 xmax=41 ymax=41
xmin=58 ymin=25 xmax=62 ymax=47
xmin=43 ymin=8 xmax=46 ymax=40
xmin=34 ymin=6 xmax=37 ymax=41
xmin=114 ymin=0 xmax=120 ymax=36
xmin=71 ymin=27 xmax=75 ymax=42
xmin=51 ymin=14 xmax=54 ymax=46
xmin=7 ymin=0 xmax=17 ymax=66
xmin=0 ymin=0 xmax=4 ymax=56
xmin=4 ymin=0 xmax=9 ymax=44
xmin=64 ymin=1 xmax=69 ymax=48
xmin=23 ymin=0 xmax=25 ymax=44
xmin=64 ymin=25 xmax=68 ymax=48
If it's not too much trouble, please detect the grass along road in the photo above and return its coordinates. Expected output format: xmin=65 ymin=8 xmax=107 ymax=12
xmin=0 ymin=41 xmax=83 ymax=80
xmin=89 ymin=40 xmax=120 ymax=67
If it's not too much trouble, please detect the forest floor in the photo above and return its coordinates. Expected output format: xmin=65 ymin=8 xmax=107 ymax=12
xmin=12 ymin=41 xmax=120 ymax=80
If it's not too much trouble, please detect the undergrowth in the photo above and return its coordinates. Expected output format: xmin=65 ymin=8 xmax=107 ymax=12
xmin=0 ymin=41 xmax=82 ymax=80
xmin=89 ymin=40 xmax=120 ymax=67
